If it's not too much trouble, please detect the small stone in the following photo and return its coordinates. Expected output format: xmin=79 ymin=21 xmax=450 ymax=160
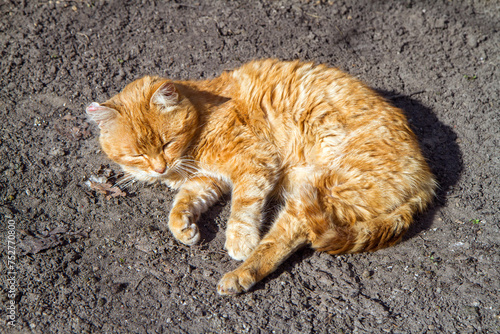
xmin=49 ymin=147 xmax=65 ymax=157
xmin=433 ymin=18 xmax=446 ymax=29
xmin=467 ymin=35 xmax=478 ymax=48
xmin=362 ymin=270 xmax=372 ymax=278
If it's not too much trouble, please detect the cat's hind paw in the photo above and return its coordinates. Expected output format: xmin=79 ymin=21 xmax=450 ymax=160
xmin=224 ymin=226 xmax=260 ymax=261
xmin=217 ymin=269 xmax=255 ymax=295
xmin=168 ymin=211 xmax=201 ymax=246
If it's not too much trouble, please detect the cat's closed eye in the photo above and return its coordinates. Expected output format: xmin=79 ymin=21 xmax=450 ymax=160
xmin=162 ymin=141 xmax=173 ymax=151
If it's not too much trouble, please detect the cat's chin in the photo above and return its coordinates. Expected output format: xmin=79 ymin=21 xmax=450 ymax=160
xmin=121 ymin=166 xmax=184 ymax=189
xmin=121 ymin=166 xmax=164 ymax=183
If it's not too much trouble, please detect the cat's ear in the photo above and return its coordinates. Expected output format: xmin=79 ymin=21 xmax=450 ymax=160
xmin=86 ymin=102 xmax=118 ymax=129
xmin=151 ymin=81 xmax=179 ymax=109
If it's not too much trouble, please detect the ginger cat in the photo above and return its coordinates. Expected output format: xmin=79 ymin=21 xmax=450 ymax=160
xmin=86 ymin=59 xmax=436 ymax=295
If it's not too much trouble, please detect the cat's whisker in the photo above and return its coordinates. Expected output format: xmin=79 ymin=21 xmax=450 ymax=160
xmin=117 ymin=175 xmax=137 ymax=189
xmin=178 ymin=158 xmax=191 ymax=164
xmin=175 ymin=168 xmax=187 ymax=179
xmin=175 ymin=159 xmax=200 ymax=176
xmin=179 ymin=158 xmax=198 ymax=164
xmin=171 ymin=162 xmax=189 ymax=180
xmin=121 ymin=180 xmax=137 ymax=190
xmin=116 ymin=174 xmax=133 ymax=182
xmin=180 ymin=164 xmax=199 ymax=175
xmin=115 ymin=174 xmax=135 ymax=187
xmin=184 ymin=165 xmax=198 ymax=176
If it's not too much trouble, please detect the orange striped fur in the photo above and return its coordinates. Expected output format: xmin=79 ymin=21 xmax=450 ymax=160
xmin=86 ymin=59 xmax=436 ymax=295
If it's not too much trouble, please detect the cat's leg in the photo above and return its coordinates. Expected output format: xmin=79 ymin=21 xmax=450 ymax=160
xmin=218 ymin=202 xmax=310 ymax=295
xmin=168 ymin=176 xmax=229 ymax=245
xmin=224 ymin=177 xmax=274 ymax=261
xmin=218 ymin=185 xmax=323 ymax=295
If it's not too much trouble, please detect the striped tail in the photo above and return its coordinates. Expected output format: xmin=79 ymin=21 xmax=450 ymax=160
xmin=311 ymin=192 xmax=431 ymax=254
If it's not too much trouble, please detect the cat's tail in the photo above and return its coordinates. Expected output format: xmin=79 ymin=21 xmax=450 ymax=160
xmin=311 ymin=189 xmax=434 ymax=254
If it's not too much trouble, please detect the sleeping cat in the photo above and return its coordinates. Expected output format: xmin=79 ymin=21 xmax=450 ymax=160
xmin=86 ymin=59 xmax=436 ymax=295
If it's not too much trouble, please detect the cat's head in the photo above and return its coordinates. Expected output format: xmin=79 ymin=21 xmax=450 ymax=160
xmin=86 ymin=76 xmax=198 ymax=183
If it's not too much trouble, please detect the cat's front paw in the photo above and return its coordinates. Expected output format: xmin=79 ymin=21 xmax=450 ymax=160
xmin=168 ymin=211 xmax=200 ymax=246
xmin=217 ymin=269 xmax=255 ymax=295
xmin=225 ymin=225 xmax=260 ymax=261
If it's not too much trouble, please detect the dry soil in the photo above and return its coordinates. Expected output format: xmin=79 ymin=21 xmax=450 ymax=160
xmin=0 ymin=0 xmax=499 ymax=333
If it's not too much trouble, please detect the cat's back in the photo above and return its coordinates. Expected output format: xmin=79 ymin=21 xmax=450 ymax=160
xmin=228 ymin=59 xmax=392 ymax=123
xmin=225 ymin=60 xmax=431 ymax=185
xmin=226 ymin=60 xmax=412 ymax=150
xmin=229 ymin=59 xmax=344 ymax=101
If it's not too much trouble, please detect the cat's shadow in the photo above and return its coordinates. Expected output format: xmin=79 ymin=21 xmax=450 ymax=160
xmin=197 ymin=197 xmax=229 ymax=244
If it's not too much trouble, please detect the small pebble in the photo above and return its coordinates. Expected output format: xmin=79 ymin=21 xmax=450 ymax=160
xmin=467 ymin=35 xmax=478 ymax=48
xmin=49 ymin=147 xmax=65 ymax=157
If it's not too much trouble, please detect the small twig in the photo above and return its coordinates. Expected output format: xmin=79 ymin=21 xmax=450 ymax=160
xmin=76 ymin=32 xmax=90 ymax=42
xmin=134 ymin=275 xmax=148 ymax=291
xmin=305 ymin=12 xmax=324 ymax=19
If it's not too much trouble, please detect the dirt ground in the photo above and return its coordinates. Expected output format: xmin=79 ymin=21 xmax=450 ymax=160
xmin=0 ymin=0 xmax=499 ymax=333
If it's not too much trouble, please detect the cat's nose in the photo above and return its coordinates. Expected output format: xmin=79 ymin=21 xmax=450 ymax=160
xmin=154 ymin=166 xmax=166 ymax=174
